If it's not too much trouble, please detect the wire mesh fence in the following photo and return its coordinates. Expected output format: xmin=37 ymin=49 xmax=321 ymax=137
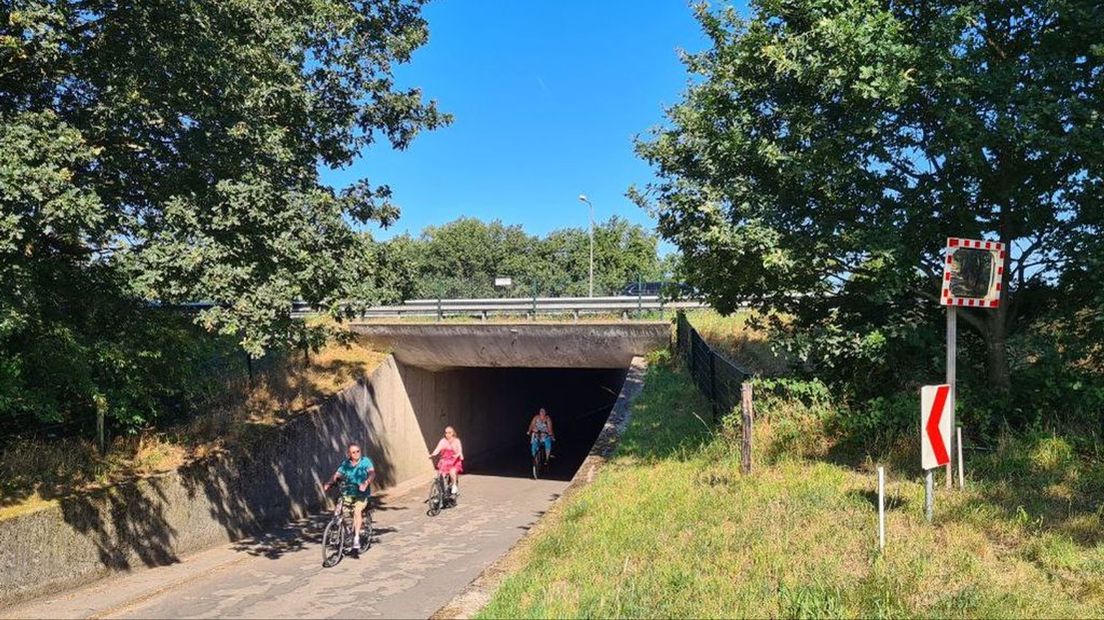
xmin=676 ymin=311 xmax=751 ymax=421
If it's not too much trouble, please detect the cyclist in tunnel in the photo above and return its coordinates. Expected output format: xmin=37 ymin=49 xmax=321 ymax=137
xmin=528 ymin=407 xmax=555 ymax=461
xmin=429 ymin=426 xmax=464 ymax=497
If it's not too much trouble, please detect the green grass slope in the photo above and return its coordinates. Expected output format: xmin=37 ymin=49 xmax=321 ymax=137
xmin=478 ymin=356 xmax=1104 ymax=618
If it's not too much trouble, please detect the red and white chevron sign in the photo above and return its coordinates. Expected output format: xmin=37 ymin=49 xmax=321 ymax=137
xmin=941 ymin=237 xmax=1005 ymax=308
xmin=921 ymin=384 xmax=951 ymax=470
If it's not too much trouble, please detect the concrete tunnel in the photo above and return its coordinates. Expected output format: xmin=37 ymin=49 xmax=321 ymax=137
xmin=351 ymin=322 xmax=670 ymax=481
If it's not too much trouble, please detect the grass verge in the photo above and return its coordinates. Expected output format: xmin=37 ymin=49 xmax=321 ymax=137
xmin=477 ymin=357 xmax=1104 ymax=618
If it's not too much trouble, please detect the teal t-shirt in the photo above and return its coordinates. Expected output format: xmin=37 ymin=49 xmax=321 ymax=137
xmin=337 ymin=456 xmax=374 ymax=498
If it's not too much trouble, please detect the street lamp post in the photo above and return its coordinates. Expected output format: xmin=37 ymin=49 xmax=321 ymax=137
xmin=578 ymin=194 xmax=594 ymax=297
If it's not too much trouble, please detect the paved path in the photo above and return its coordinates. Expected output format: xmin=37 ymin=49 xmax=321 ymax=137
xmin=5 ymin=473 xmax=568 ymax=619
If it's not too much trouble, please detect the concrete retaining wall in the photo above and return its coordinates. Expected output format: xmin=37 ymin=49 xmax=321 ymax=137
xmin=0 ymin=356 xmax=434 ymax=607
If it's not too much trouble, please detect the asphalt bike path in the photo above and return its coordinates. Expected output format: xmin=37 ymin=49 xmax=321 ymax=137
xmin=4 ymin=472 xmax=570 ymax=619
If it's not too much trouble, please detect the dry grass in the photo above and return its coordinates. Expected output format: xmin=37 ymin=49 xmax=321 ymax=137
xmin=0 ymin=338 xmax=386 ymax=520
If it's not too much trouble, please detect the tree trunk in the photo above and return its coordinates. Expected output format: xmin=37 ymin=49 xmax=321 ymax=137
xmin=985 ymin=311 xmax=1012 ymax=394
xmin=985 ymin=233 xmax=1014 ymax=394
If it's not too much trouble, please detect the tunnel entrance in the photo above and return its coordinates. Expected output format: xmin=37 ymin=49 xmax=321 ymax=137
xmin=397 ymin=364 xmax=628 ymax=481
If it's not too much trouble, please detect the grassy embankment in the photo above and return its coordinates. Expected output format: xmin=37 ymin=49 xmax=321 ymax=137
xmin=0 ymin=335 xmax=386 ymax=520
xmin=479 ymin=312 xmax=1104 ymax=618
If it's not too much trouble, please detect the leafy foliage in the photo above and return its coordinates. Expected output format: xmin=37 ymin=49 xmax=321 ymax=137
xmin=384 ymin=216 xmax=668 ymax=298
xmin=633 ymin=0 xmax=1104 ymax=397
xmin=0 ymin=0 xmax=446 ymax=430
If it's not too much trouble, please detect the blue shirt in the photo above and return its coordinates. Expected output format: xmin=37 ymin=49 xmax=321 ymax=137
xmin=337 ymin=457 xmax=374 ymax=499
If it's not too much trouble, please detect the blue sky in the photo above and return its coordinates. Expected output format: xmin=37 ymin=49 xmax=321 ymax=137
xmin=320 ymin=1 xmax=728 ymax=248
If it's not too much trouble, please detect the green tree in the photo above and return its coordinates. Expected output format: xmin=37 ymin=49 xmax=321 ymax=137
xmin=1 ymin=0 xmax=446 ymax=429
xmin=633 ymin=0 xmax=1103 ymax=392
xmin=383 ymin=216 xmax=666 ymax=299
xmin=2 ymin=0 xmax=448 ymax=355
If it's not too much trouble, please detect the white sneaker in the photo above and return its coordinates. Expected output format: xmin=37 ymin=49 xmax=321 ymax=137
xmin=451 ymin=484 xmax=459 ymax=495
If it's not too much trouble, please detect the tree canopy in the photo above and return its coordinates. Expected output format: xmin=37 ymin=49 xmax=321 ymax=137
xmin=1 ymin=0 xmax=447 ymax=429
xmin=633 ymin=0 xmax=1103 ymax=398
xmin=2 ymin=0 xmax=448 ymax=354
xmin=384 ymin=216 xmax=669 ymax=299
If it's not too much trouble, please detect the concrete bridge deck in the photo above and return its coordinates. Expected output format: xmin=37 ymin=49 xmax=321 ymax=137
xmin=350 ymin=321 xmax=670 ymax=370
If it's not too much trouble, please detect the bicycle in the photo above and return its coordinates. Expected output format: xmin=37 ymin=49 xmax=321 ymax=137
xmin=425 ymin=472 xmax=459 ymax=517
xmin=530 ymin=431 xmax=551 ymax=480
xmin=321 ymin=492 xmax=373 ymax=568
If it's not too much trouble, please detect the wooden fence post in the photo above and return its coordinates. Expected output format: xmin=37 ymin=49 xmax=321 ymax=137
xmin=741 ymin=382 xmax=753 ymax=474
xmin=96 ymin=408 xmax=105 ymax=455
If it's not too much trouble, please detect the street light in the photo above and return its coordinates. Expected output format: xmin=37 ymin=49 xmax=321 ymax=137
xmin=578 ymin=194 xmax=594 ymax=297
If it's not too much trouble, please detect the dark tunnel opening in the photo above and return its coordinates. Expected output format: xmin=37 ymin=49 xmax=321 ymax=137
xmin=397 ymin=364 xmax=628 ymax=482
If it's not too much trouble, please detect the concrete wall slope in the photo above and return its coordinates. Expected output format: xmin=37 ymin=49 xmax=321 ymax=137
xmin=0 ymin=356 xmax=433 ymax=608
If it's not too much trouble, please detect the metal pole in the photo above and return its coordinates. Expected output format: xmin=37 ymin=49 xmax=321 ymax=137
xmin=957 ymin=426 xmax=965 ymax=489
xmin=637 ymin=273 xmax=642 ymax=318
xmin=946 ymin=307 xmax=956 ymax=488
xmin=925 ymin=469 xmax=934 ymax=522
xmin=878 ymin=466 xmax=885 ymax=551
xmin=588 ymin=201 xmax=594 ymax=297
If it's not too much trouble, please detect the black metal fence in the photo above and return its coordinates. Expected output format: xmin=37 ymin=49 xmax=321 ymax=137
xmin=676 ymin=311 xmax=751 ymax=420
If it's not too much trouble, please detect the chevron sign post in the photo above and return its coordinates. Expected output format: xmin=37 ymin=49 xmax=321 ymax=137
xmin=921 ymin=385 xmax=952 ymax=470
xmin=921 ymin=383 xmax=952 ymax=522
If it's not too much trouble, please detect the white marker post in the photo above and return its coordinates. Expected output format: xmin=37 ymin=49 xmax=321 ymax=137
xmin=877 ymin=466 xmax=886 ymax=552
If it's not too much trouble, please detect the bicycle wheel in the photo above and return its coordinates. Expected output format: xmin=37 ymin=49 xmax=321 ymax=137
xmin=532 ymin=448 xmax=542 ymax=480
xmin=321 ymin=517 xmax=345 ymax=567
xmin=426 ymin=477 xmax=443 ymax=517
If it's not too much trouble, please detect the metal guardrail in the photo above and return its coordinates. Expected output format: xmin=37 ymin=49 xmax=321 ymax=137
xmin=341 ymin=295 xmax=707 ymax=320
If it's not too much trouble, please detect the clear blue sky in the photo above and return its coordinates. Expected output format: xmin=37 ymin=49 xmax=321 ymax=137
xmin=319 ymin=1 xmax=730 ymax=248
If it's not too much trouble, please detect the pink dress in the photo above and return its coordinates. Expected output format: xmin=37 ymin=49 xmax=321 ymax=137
xmin=434 ymin=438 xmax=463 ymax=475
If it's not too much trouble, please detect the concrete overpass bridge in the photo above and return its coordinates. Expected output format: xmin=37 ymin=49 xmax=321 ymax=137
xmin=3 ymin=321 xmax=672 ymax=619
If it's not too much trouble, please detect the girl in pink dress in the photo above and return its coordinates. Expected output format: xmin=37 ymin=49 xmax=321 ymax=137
xmin=429 ymin=426 xmax=464 ymax=496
